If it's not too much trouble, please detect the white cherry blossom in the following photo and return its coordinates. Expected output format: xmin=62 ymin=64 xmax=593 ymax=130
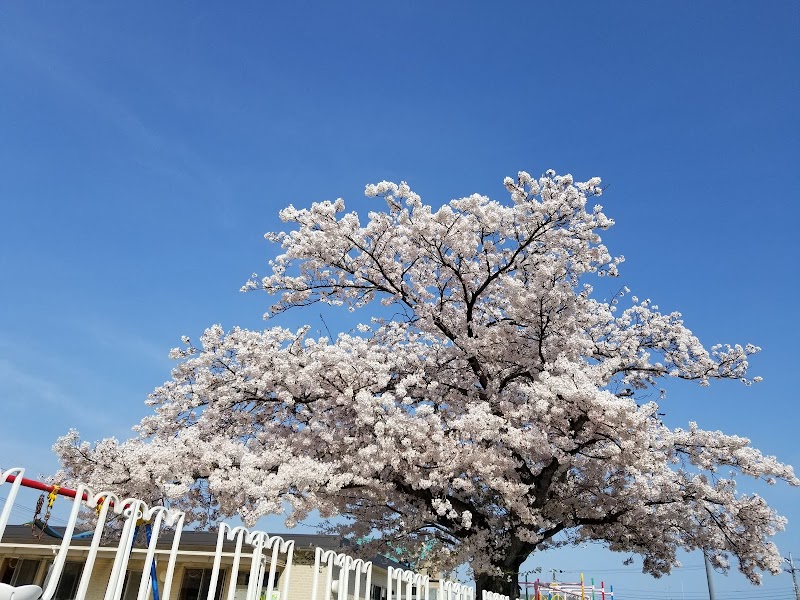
xmin=55 ymin=170 xmax=797 ymax=598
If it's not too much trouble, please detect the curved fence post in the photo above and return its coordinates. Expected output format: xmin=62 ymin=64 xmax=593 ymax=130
xmin=388 ymin=566 xmax=430 ymax=600
xmin=73 ymin=490 xmax=117 ymax=600
xmin=204 ymin=525 xmax=294 ymax=600
xmin=133 ymin=505 xmax=185 ymax=600
xmin=102 ymin=498 xmax=148 ymax=600
xmin=441 ymin=580 xmax=475 ymax=600
xmin=0 ymin=468 xmax=26 ymax=542
xmin=312 ymin=548 xmax=373 ymax=600
xmin=40 ymin=484 xmax=90 ymax=600
xmin=159 ymin=509 xmax=185 ymax=600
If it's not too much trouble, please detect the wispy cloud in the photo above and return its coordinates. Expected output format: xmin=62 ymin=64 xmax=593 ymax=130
xmin=0 ymin=25 xmax=238 ymax=227
xmin=0 ymin=357 xmax=109 ymax=427
xmin=78 ymin=318 xmax=173 ymax=369
xmin=0 ymin=333 xmax=151 ymax=440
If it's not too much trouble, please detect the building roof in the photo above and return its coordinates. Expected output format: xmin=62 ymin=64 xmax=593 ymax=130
xmin=0 ymin=525 xmax=407 ymax=569
xmin=0 ymin=525 xmax=338 ymax=551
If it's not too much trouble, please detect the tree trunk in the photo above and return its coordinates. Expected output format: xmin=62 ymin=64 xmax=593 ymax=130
xmin=475 ymin=571 xmax=521 ymax=600
xmin=473 ymin=539 xmax=532 ymax=599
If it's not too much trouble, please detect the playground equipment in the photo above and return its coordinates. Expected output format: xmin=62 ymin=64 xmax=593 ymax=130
xmin=1 ymin=467 xmax=188 ymax=600
xmin=526 ymin=576 xmax=613 ymax=600
xmin=1 ymin=466 xmax=485 ymax=600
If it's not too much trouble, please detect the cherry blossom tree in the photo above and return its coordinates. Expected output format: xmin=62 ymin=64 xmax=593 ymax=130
xmin=55 ymin=170 xmax=798 ymax=598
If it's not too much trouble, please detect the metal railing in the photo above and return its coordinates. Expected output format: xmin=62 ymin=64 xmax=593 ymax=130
xmin=1 ymin=467 xmax=484 ymax=600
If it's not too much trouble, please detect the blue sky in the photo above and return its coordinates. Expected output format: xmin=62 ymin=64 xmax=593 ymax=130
xmin=1 ymin=1 xmax=799 ymax=598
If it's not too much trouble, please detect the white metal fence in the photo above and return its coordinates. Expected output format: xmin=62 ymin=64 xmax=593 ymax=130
xmin=440 ymin=581 xmax=474 ymax=600
xmin=0 ymin=467 xmax=485 ymax=600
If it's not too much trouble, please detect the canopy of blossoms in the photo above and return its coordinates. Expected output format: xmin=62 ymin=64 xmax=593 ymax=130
xmin=55 ymin=170 xmax=798 ymax=595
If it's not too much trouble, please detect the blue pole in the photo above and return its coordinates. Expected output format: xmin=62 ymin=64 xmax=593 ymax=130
xmin=144 ymin=523 xmax=161 ymax=600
